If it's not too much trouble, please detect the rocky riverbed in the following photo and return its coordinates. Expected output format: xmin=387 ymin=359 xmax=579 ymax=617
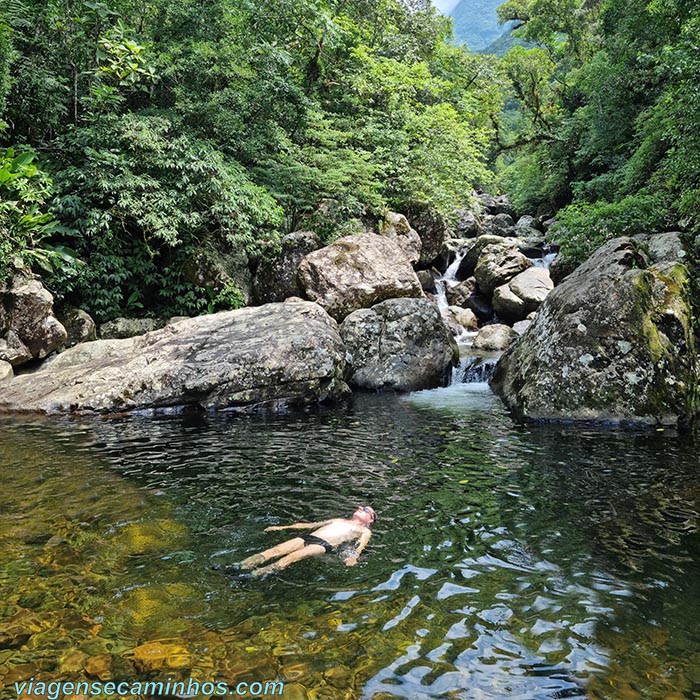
xmin=1 ymin=195 xmax=697 ymax=427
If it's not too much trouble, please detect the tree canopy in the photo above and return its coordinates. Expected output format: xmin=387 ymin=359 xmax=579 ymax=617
xmin=0 ymin=0 xmax=503 ymax=319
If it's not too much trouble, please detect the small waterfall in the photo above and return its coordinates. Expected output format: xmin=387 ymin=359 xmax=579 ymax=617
xmin=530 ymin=252 xmax=557 ymax=270
xmin=450 ymin=355 xmax=499 ymax=385
xmin=435 ymin=246 xmax=470 ymax=309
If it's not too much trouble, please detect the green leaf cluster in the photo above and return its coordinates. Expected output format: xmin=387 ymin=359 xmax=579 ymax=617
xmin=496 ymin=0 xmax=700 ymax=262
xmin=0 ymin=0 xmax=505 ymax=319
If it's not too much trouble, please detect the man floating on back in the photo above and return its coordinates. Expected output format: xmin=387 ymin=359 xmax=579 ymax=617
xmin=234 ymin=505 xmax=377 ymax=578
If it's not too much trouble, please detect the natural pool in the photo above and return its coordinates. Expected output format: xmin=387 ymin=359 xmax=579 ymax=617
xmin=1 ymin=383 xmax=700 ymax=699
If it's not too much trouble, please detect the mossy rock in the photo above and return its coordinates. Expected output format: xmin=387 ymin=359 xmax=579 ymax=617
xmin=491 ymin=237 xmax=699 ymax=426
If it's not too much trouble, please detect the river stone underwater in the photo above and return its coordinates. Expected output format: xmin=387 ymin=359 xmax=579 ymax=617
xmin=2 ymin=383 xmax=700 ymax=700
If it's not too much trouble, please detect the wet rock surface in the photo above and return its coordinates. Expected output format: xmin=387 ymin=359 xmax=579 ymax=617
xmin=491 ymin=237 xmax=699 ymax=425
xmin=0 ymin=302 xmax=350 ymax=414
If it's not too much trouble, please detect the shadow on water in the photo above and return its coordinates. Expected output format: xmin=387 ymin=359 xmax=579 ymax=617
xmin=1 ymin=383 xmax=700 ymax=698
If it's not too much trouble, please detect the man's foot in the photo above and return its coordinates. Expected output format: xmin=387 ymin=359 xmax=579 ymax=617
xmin=240 ymin=553 xmax=266 ymax=570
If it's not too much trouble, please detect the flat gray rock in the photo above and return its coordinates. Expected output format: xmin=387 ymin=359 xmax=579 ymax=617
xmin=0 ymin=302 xmax=350 ymax=414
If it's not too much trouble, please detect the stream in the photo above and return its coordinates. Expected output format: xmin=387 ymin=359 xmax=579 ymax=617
xmin=2 ymin=380 xmax=700 ymax=699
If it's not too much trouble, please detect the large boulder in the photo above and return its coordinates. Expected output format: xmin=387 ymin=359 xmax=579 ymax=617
xmin=0 ymin=302 xmax=350 ymax=414
xmin=182 ymin=243 xmax=254 ymax=306
xmin=298 ymin=233 xmax=422 ymax=321
xmin=0 ymin=360 xmax=12 ymax=383
xmin=477 ymin=193 xmax=516 ymax=218
xmin=491 ymin=237 xmax=699 ymax=426
xmin=633 ymin=231 xmax=686 ymax=264
xmin=253 ymin=231 xmax=321 ymax=304
xmin=100 ymin=318 xmax=166 ymax=339
xmin=445 ymin=278 xmax=477 ymax=307
xmin=0 ymin=276 xmax=67 ymax=366
xmin=56 ymin=305 xmax=97 ymax=348
xmin=340 ymin=297 xmax=458 ymax=392
xmin=474 ymin=244 xmax=532 ymax=295
xmin=404 ymin=202 xmax=450 ymax=265
xmin=459 ymin=235 xmax=520 ymax=278
xmin=481 ymin=213 xmax=515 ymax=238
xmin=441 ymin=305 xmax=478 ymax=332
xmin=379 ymin=211 xmax=422 ymax=265
xmin=454 ymin=209 xmax=481 ymax=238
xmin=492 ymin=267 xmax=553 ymax=321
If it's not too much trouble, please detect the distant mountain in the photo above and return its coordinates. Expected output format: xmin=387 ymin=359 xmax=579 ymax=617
xmin=482 ymin=25 xmax=530 ymax=56
xmin=449 ymin=0 xmax=509 ymax=51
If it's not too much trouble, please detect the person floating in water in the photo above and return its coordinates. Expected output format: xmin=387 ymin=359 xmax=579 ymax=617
xmin=236 ymin=505 xmax=376 ymax=578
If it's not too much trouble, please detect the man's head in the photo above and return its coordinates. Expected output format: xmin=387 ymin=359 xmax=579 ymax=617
xmin=353 ymin=505 xmax=376 ymax=526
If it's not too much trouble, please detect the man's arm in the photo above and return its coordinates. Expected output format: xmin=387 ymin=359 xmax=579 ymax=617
xmin=345 ymin=530 xmax=371 ymax=566
xmin=264 ymin=520 xmax=333 ymax=532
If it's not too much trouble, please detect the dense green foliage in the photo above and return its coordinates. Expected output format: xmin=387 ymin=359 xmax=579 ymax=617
xmin=496 ymin=0 xmax=700 ymax=261
xmin=0 ymin=0 xmax=503 ymax=320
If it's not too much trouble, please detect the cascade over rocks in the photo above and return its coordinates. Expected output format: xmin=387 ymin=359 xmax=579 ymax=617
xmin=340 ymin=297 xmax=458 ymax=392
xmin=253 ymin=231 xmax=321 ymax=304
xmin=298 ymin=233 xmax=422 ymax=321
xmin=0 ymin=302 xmax=350 ymax=415
xmin=491 ymin=237 xmax=699 ymax=426
xmin=0 ymin=275 xmax=67 ymax=366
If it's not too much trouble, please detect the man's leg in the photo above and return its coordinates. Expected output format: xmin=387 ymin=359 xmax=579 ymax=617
xmin=240 ymin=537 xmax=306 ymax=570
xmin=251 ymin=544 xmax=326 ymax=577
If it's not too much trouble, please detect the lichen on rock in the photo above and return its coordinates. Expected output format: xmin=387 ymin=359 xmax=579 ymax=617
xmin=491 ymin=237 xmax=699 ymax=426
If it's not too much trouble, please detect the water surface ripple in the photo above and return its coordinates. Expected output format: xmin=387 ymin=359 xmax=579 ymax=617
xmin=1 ymin=383 xmax=700 ymax=699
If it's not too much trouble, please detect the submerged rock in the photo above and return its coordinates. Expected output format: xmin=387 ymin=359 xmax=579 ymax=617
xmin=298 ymin=233 xmax=422 ymax=321
xmin=0 ymin=302 xmax=350 ymax=414
xmin=0 ymin=275 xmax=67 ymax=366
xmin=491 ymin=237 xmax=699 ymax=426
xmin=340 ymin=297 xmax=457 ymax=392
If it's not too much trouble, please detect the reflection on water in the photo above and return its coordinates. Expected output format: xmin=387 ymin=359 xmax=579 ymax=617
xmin=1 ymin=387 xmax=700 ymax=699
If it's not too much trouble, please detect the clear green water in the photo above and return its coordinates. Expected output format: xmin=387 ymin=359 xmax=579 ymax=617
xmin=2 ymin=383 xmax=700 ymax=699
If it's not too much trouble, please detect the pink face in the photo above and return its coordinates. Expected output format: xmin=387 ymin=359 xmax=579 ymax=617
xmin=353 ymin=505 xmax=376 ymax=526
